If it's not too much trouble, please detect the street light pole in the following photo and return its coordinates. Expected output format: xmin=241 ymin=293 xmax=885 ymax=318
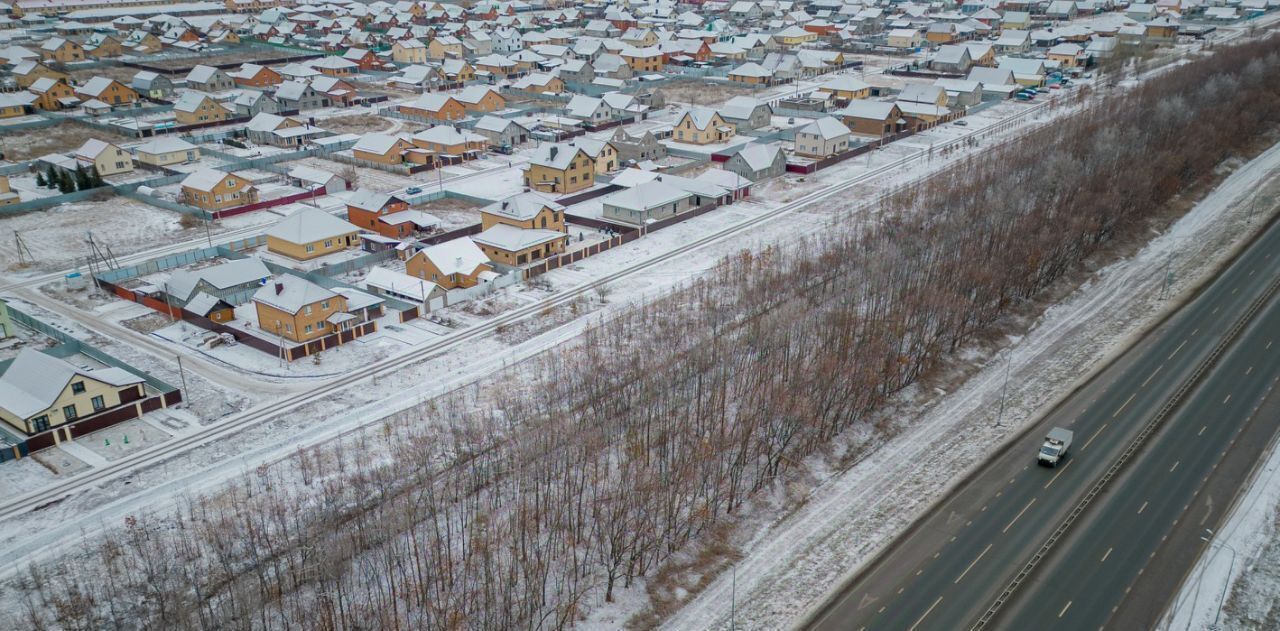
xmin=1200 ymin=529 xmax=1237 ymax=631
xmin=995 ymin=348 xmax=1013 ymax=428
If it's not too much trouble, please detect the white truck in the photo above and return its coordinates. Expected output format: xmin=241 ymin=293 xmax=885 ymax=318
xmin=1038 ymin=427 xmax=1073 ymax=467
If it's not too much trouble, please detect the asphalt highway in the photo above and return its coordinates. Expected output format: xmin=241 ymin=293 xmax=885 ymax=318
xmin=804 ymin=214 xmax=1280 ymax=631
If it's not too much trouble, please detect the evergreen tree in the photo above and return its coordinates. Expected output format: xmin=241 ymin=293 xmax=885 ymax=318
xmin=35 ymin=171 xmax=45 ymax=187
xmin=74 ymin=164 xmax=90 ymax=191
xmin=57 ymin=171 xmax=74 ymax=194
xmin=88 ymin=166 xmax=103 ymax=188
xmin=45 ymin=165 xmax=59 ymax=189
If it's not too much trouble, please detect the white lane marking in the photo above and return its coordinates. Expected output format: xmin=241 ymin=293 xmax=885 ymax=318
xmin=1114 ymin=393 xmax=1137 ymax=417
xmin=909 ymin=596 xmax=944 ymax=631
xmin=1138 ymin=500 xmax=1149 ymax=514
xmin=1170 ymin=461 xmax=1180 ymax=473
xmin=1004 ymin=498 xmax=1037 ymax=534
xmin=1044 ymin=460 xmax=1073 ymax=489
xmin=955 ymin=543 xmax=993 ymax=584
xmin=1224 ymin=394 xmax=1232 ymax=404
xmin=1083 ymin=424 xmax=1108 ymax=451
xmin=1199 ymin=425 xmax=1207 ymax=436
xmin=1169 ymin=339 xmax=1188 ymax=359
xmin=1141 ymin=365 xmax=1163 ymax=387
xmin=1059 ymin=601 xmax=1073 ymax=618
xmin=1101 ymin=547 xmax=1113 ymax=563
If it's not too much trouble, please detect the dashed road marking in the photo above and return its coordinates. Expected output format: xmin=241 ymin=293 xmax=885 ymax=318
xmin=1101 ymin=547 xmax=1113 ymax=563
xmin=1045 ymin=460 xmax=1073 ymax=489
xmin=909 ymin=596 xmax=944 ymax=631
xmin=1114 ymin=393 xmax=1137 ymax=417
xmin=1083 ymin=424 xmax=1108 ymax=451
xmin=1138 ymin=501 xmax=1149 ymax=514
xmin=1170 ymin=461 xmax=1180 ymax=473
xmin=1059 ymin=601 xmax=1073 ymax=618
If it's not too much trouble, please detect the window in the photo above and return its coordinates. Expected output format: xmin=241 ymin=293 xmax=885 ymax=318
xmin=321 ymin=300 xmax=330 ymax=310
xmin=71 ymin=381 xmax=86 ymax=394
xmin=304 ymin=324 xmax=313 ymax=333
xmin=286 ymin=324 xmax=293 ymax=333
xmin=215 ymin=195 xmax=222 ymax=203
xmin=227 ymin=178 xmax=236 ymax=186
xmin=304 ymin=305 xmax=313 ymax=315
xmin=91 ymin=395 xmax=105 ymax=411
xmin=63 ymin=404 xmax=77 ymax=420
xmin=323 ymin=239 xmax=333 ymax=248
xmin=306 ymin=244 xmax=315 ymax=253
xmin=32 ymin=415 xmax=49 ymax=432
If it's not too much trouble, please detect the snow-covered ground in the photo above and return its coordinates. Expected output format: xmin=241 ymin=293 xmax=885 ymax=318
xmin=1164 ymin=423 xmax=1280 ymax=631
xmin=645 ymin=141 xmax=1280 ymax=631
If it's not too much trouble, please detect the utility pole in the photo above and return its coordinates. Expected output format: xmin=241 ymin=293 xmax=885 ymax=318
xmin=995 ymin=348 xmax=1013 ymax=428
xmin=176 ymin=354 xmax=189 ymax=402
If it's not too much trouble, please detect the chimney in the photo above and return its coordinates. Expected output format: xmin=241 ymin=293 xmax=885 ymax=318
xmin=550 ymin=146 xmax=558 ymax=160
xmin=501 ymin=201 xmax=508 ymax=209
xmin=274 ymin=282 xmax=283 ymax=295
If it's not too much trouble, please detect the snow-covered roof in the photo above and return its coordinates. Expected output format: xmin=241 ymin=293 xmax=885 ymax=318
xmin=483 ymin=191 xmax=563 ymax=221
xmin=415 ymin=237 xmax=490 ymax=275
xmin=798 ymin=116 xmax=851 ymax=140
xmin=719 ymin=96 xmax=769 ymax=121
xmin=836 ymin=99 xmax=900 ymax=120
xmin=732 ymin=143 xmax=783 ymax=172
xmin=529 ymin=143 xmax=582 ymax=170
xmin=167 ymin=258 xmax=270 ymax=300
xmin=266 ymin=208 xmax=359 ymax=244
xmin=253 ymin=274 xmax=339 ymax=315
xmin=347 ymin=188 xmax=403 ymax=211
xmin=74 ymin=138 xmax=115 ymax=160
xmin=412 ymin=125 xmax=486 ymax=146
xmin=364 ymin=266 xmax=440 ymax=301
xmin=180 ymin=168 xmax=230 ymax=192
xmin=603 ymin=179 xmax=692 ymax=211
xmin=471 ymin=224 xmax=564 ymax=252
xmin=679 ymin=107 xmax=723 ymax=131
xmin=0 ymin=349 xmax=143 ymax=420
xmin=352 ymin=133 xmax=408 ymax=156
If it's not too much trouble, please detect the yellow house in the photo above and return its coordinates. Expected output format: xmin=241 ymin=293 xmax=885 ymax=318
xmin=75 ymin=139 xmax=134 ymax=176
xmin=85 ymin=35 xmax=124 ymax=58
xmin=472 ymin=224 xmax=568 ymax=266
xmin=133 ymin=137 xmax=200 ymax=166
xmin=12 ymin=61 xmax=68 ymax=89
xmin=181 ymin=168 xmax=258 ymax=210
xmin=40 ymin=38 xmax=85 ymax=63
xmin=621 ymin=46 xmax=665 ymax=72
xmin=673 ymin=108 xmax=735 ymax=145
xmin=524 ymin=144 xmax=595 ymax=194
xmin=481 ymin=191 xmax=566 ymax=231
xmin=392 ymin=39 xmax=430 ymax=64
xmin=253 ymin=275 xmax=351 ymax=343
xmin=28 ymin=77 xmax=77 ymax=110
xmin=405 ymin=238 xmax=494 ymax=289
xmin=773 ymin=25 xmax=818 ymax=46
xmin=427 ymin=35 xmax=464 ymax=59
xmin=0 ymin=175 xmax=21 ymax=205
xmin=569 ymin=138 xmax=619 ymax=174
xmin=0 ymin=94 xmax=30 ymax=118
xmin=172 ymin=93 xmax=235 ymax=125
xmin=815 ymin=76 xmax=871 ymax=102
xmin=266 ymin=208 xmax=362 ymax=261
xmin=0 ymin=348 xmax=147 ymax=436
xmin=75 ymin=77 xmax=139 ymax=106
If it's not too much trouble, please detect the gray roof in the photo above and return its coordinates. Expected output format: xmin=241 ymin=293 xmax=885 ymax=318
xmin=732 ymin=143 xmax=783 ymax=171
xmin=166 ymin=258 xmax=270 ymax=302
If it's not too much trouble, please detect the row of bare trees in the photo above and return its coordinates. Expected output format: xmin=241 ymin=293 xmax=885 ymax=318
xmin=15 ymin=38 xmax=1280 ymax=631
